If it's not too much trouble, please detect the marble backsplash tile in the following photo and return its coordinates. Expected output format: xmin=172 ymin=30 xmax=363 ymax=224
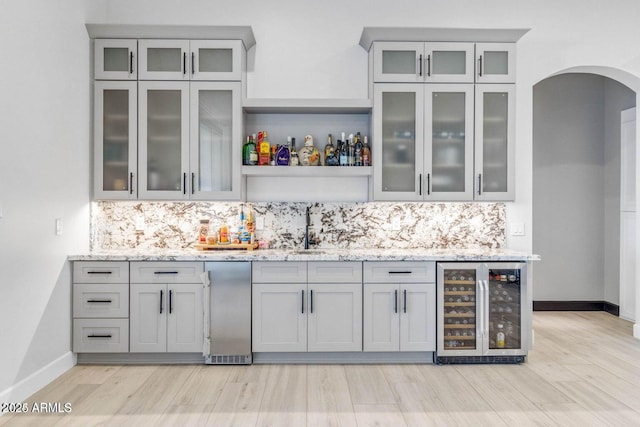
xmin=91 ymin=201 xmax=505 ymax=250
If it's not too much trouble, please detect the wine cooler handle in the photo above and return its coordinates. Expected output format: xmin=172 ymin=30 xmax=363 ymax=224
xmin=477 ymin=281 xmax=484 ymax=339
xmin=484 ymin=280 xmax=490 ymax=338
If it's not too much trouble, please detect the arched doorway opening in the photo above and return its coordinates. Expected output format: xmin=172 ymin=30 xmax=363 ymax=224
xmin=532 ymin=67 xmax=639 ymax=337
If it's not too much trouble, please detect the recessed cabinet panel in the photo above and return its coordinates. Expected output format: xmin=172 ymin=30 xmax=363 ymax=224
xmin=190 ymin=82 xmax=242 ymax=199
xmin=95 ymin=39 xmax=137 ymax=80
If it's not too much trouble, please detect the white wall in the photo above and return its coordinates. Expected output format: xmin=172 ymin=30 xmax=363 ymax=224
xmin=0 ymin=0 xmax=92 ymax=400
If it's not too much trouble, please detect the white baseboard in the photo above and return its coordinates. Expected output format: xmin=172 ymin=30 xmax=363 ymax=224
xmin=0 ymin=352 xmax=76 ymax=406
xmin=634 ymin=323 xmax=640 ymax=339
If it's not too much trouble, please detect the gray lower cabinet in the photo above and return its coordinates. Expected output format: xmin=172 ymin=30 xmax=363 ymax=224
xmin=363 ymin=262 xmax=436 ymax=352
xmin=72 ymin=261 xmax=130 ymax=353
xmin=252 ymin=261 xmax=363 ymax=352
xmin=129 ymin=262 xmax=204 ymax=353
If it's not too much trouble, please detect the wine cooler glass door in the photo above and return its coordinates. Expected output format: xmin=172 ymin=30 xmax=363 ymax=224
xmin=438 ymin=263 xmax=482 ymax=355
xmin=485 ymin=264 xmax=525 ymax=355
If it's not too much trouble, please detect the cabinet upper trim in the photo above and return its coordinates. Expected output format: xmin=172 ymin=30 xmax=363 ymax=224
xmin=85 ymin=24 xmax=256 ymax=50
xmin=359 ymin=27 xmax=530 ymax=51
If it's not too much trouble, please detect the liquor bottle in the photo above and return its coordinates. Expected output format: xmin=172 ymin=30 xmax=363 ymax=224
xmin=258 ymin=131 xmax=270 ymax=166
xmin=338 ymin=139 xmax=347 ymax=166
xmin=362 ymin=135 xmax=371 ymax=166
xmin=275 ymin=143 xmax=290 ymax=166
xmin=242 ymin=136 xmax=251 ymax=165
xmin=324 ymin=133 xmax=338 ymax=166
xmin=299 ymin=134 xmax=320 ymax=166
xmin=243 ymin=135 xmax=258 ymax=165
xmin=270 ymin=144 xmax=277 ymax=166
xmin=249 ymin=134 xmax=258 ymax=165
xmin=354 ymin=132 xmax=363 ymax=166
xmin=347 ymin=133 xmax=355 ymax=166
xmin=289 ymin=137 xmax=299 ymax=166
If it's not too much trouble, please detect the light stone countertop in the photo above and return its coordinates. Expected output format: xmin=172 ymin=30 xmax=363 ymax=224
xmin=68 ymin=247 xmax=540 ymax=262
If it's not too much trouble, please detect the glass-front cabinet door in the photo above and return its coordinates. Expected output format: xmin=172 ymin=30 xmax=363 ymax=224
xmin=475 ymin=43 xmax=516 ymax=83
xmin=373 ymin=84 xmax=424 ymax=200
xmin=189 ymin=82 xmax=241 ymax=200
xmin=475 ymin=84 xmax=515 ymax=201
xmin=138 ymin=81 xmax=190 ymax=199
xmin=437 ymin=263 xmax=481 ymax=356
xmin=94 ymin=81 xmax=137 ymax=199
xmin=424 ymin=84 xmax=474 ymax=200
xmin=373 ymin=42 xmax=425 ymax=83
xmin=94 ymin=39 xmax=137 ymax=80
xmin=486 ymin=265 xmax=524 ymax=354
xmin=190 ymin=40 xmax=243 ymax=81
xmin=424 ymin=43 xmax=474 ymax=83
xmin=139 ymin=40 xmax=190 ymax=80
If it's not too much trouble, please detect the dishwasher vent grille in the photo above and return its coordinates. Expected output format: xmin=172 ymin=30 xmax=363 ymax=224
xmin=205 ymin=354 xmax=252 ymax=365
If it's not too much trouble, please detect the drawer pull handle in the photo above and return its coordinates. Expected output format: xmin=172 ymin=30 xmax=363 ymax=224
xmin=87 ymin=299 xmax=112 ymax=303
xmin=88 ymin=334 xmax=112 ymax=338
xmin=154 ymin=271 xmax=179 ymax=275
xmin=87 ymin=271 xmax=112 ymax=275
xmin=388 ymin=271 xmax=412 ymax=274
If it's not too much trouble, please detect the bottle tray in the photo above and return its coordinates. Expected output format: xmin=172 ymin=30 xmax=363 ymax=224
xmin=195 ymin=242 xmax=259 ymax=251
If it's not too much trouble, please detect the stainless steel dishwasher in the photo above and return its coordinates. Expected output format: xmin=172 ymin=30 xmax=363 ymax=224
xmin=203 ymin=262 xmax=252 ymax=364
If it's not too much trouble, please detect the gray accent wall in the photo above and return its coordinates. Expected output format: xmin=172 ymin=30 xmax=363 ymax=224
xmin=533 ymin=73 xmax=635 ymax=302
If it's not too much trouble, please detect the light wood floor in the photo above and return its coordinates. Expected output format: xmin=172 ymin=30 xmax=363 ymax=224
xmin=3 ymin=311 xmax=640 ymax=426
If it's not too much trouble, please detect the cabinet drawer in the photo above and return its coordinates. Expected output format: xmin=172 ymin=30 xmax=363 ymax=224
xmin=73 ymin=262 xmax=129 ymax=284
xmin=252 ymin=262 xmax=307 ymax=283
xmin=363 ymin=262 xmax=435 ymax=283
xmin=130 ymin=262 xmax=204 ymax=283
xmin=73 ymin=283 xmax=128 ymax=318
xmin=308 ymin=262 xmax=362 ymax=283
xmin=73 ymin=319 xmax=129 ymax=353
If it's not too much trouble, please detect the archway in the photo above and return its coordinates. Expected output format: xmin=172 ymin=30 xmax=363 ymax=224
xmin=532 ymin=67 xmax=640 ymax=338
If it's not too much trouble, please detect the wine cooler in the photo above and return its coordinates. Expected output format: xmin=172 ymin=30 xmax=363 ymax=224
xmin=435 ymin=262 xmax=529 ymax=364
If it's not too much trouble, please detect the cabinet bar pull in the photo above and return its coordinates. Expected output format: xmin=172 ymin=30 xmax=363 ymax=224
xmin=87 ymin=299 xmax=112 ymax=303
xmin=88 ymin=334 xmax=112 ymax=338
xmin=403 ymin=289 xmax=407 ymax=313
xmin=129 ymin=172 xmax=134 ymax=195
xmin=159 ymin=289 xmax=164 ymax=314
xmin=191 ymin=52 xmax=195 ymax=75
xmin=310 ymin=290 xmax=314 ymax=314
xmin=129 ymin=51 xmax=134 ymax=74
xmin=301 ymin=290 xmax=304 ymax=314
xmin=427 ymin=173 xmax=431 ymax=195
xmin=169 ymin=290 xmax=173 ymax=314
xmin=419 ymin=173 xmax=422 ymax=196
xmin=418 ymin=54 xmax=423 ymax=77
xmin=183 ymin=52 xmax=187 ymax=75
xmin=154 ymin=271 xmax=179 ymax=275
xmin=87 ymin=271 xmax=112 ymax=275
xmin=478 ymin=174 xmax=482 ymax=196
xmin=478 ymin=55 xmax=483 ymax=77
xmin=183 ymin=172 xmax=187 ymax=195
xmin=191 ymin=172 xmax=195 ymax=194
xmin=426 ymin=54 xmax=431 ymax=76
xmin=394 ymin=289 xmax=398 ymax=313
xmin=389 ymin=271 xmax=412 ymax=274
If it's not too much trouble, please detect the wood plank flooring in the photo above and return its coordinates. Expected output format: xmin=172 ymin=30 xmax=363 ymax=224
xmin=3 ymin=312 xmax=640 ymax=426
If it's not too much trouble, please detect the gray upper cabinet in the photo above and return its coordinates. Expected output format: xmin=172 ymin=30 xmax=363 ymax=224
xmin=138 ymin=39 xmax=244 ymax=81
xmin=94 ymin=39 xmax=137 ymax=80
xmin=475 ymin=43 xmax=516 ymax=84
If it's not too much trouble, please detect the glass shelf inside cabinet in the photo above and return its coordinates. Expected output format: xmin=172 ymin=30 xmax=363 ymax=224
xmin=443 ymin=269 xmax=477 ymax=350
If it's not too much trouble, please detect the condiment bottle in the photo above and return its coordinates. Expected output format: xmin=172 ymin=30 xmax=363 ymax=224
xmin=197 ymin=219 xmax=210 ymax=243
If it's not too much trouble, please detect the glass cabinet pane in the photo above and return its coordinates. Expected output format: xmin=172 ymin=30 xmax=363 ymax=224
xmin=382 ymin=50 xmax=417 ymax=75
xmin=104 ymin=48 xmax=129 ymax=72
xmin=381 ymin=92 xmax=416 ymax=192
xmin=442 ymin=268 xmax=478 ymax=350
xmin=483 ymin=51 xmax=509 ymax=76
xmin=431 ymin=92 xmax=467 ymax=193
xmin=482 ymin=92 xmax=509 ymax=193
xmin=487 ymin=268 xmax=522 ymax=350
xmin=197 ymin=89 xmax=233 ymax=192
xmin=198 ymin=48 xmax=233 ymax=73
xmin=102 ymin=90 xmax=130 ymax=191
xmin=146 ymin=90 xmax=183 ymax=191
xmin=432 ymin=50 xmax=466 ymax=75
xmin=147 ymin=48 xmax=182 ymax=73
